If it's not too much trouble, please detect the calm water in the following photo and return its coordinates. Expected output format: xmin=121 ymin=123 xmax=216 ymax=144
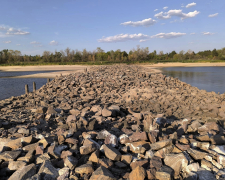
xmin=162 ymin=67 xmax=225 ymax=94
xmin=0 ymin=71 xmax=55 ymax=100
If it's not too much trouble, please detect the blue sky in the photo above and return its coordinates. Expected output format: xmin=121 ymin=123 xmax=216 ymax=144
xmin=0 ymin=0 xmax=224 ymax=55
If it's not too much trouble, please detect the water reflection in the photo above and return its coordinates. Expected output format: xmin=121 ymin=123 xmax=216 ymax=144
xmin=162 ymin=67 xmax=225 ymax=94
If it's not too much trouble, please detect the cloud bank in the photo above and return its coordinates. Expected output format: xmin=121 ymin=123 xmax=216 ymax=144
xmin=155 ymin=9 xmax=200 ymax=20
xmin=98 ymin=32 xmax=186 ymax=43
xmin=121 ymin=18 xmax=157 ymax=27
xmin=0 ymin=25 xmax=30 ymax=36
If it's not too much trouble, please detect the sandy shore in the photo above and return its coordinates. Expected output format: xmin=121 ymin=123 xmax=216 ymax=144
xmin=1 ymin=63 xmax=225 ymax=78
xmin=141 ymin=62 xmax=225 ymax=73
xmin=0 ymin=65 xmax=90 ymax=78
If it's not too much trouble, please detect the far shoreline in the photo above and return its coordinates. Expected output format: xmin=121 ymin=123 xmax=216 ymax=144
xmin=0 ymin=62 xmax=225 ymax=78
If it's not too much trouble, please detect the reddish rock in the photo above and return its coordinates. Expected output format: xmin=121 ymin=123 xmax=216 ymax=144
xmin=129 ymin=166 xmax=146 ymax=180
xmin=129 ymin=132 xmax=148 ymax=142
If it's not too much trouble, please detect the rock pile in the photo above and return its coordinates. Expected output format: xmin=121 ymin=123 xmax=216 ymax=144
xmin=0 ymin=65 xmax=225 ymax=179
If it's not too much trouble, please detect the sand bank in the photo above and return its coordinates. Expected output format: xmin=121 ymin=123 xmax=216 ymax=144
xmin=0 ymin=65 xmax=90 ymax=78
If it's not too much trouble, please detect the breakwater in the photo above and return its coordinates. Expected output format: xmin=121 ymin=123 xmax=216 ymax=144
xmin=0 ymin=65 xmax=225 ymax=179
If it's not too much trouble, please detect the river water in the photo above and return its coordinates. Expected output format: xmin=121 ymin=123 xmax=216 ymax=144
xmin=161 ymin=66 xmax=225 ymax=94
xmin=0 ymin=67 xmax=225 ymax=100
xmin=0 ymin=71 xmax=55 ymax=100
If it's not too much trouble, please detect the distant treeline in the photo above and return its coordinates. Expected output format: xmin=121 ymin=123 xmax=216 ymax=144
xmin=0 ymin=46 xmax=225 ymax=65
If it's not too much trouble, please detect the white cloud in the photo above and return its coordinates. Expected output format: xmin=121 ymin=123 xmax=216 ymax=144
xmin=167 ymin=9 xmax=200 ymax=19
xmin=98 ymin=33 xmax=151 ymax=43
xmin=30 ymin=41 xmax=40 ymax=44
xmin=49 ymin=40 xmax=59 ymax=45
xmin=154 ymin=12 xmax=171 ymax=19
xmin=163 ymin=6 xmax=168 ymax=10
xmin=0 ymin=25 xmax=30 ymax=36
xmin=154 ymin=9 xmax=158 ymax=12
xmin=151 ymin=32 xmax=186 ymax=39
xmin=121 ymin=18 xmax=157 ymax=27
xmin=140 ymin=39 xmax=147 ymax=42
xmin=208 ymin=13 xmax=218 ymax=18
xmin=190 ymin=33 xmax=195 ymax=35
xmin=98 ymin=32 xmax=186 ymax=43
xmin=186 ymin=2 xmax=196 ymax=8
xmin=16 ymin=44 xmax=21 ymax=46
xmin=202 ymin=32 xmax=215 ymax=35
xmin=3 ymin=40 xmax=11 ymax=43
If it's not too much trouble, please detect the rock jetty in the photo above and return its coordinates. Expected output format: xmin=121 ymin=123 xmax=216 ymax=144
xmin=0 ymin=65 xmax=225 ymax=180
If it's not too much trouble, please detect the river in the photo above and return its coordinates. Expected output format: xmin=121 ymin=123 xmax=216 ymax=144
xmin=161 ymin=66 xmax=225 ymax=94
xmin=0 ymin=71 xmax=55 ymax=100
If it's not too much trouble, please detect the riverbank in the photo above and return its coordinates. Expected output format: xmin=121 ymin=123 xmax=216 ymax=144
xmin=0 ymin=65 xmax=90 ymax=78
xmin=142 ymin=62 xmax=225 ymax=73
xmin=1 ymin=63 xmax=225 ymax=78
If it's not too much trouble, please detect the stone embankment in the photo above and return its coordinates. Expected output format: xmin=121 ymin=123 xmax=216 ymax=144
xmin=0 ymin=65 xmax=225 ymax=180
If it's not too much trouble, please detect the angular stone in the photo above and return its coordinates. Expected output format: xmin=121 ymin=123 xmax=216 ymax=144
xmin=60 ymin=150 xmax=72 ymax=159
xmin=80 ymin=144 xmax=97 ymax=155
xmin=115 ymin=161 xmax=127 ymax=168
xmin=96 ymin=130 xmax=111 ymax=139
xmin=18 ymin=128 xmax=29 ymax=135
xmin=129 ymin=132 xmax=148 ymax=142
xmin=150 ymin=139 xmax=172 ymax=151
xmin=36 ymin=153 xmax=50 ymax=164
xmin=102 ymin=108 xmax=112 ymax=117
xmin=154 ymin=144 xmax=174 ymax=158
xmin=164 ymin=153 xmax=188 ymax=178
xmin=155 ymin=166 xmax=174 ymax=180
xmin=130 ymin=159 xmax=148 ymax=170
xmin=148 ymin=130 xmax=159 ymax=143
xmin=98 ymin=158 xmax=113 ymax=168
xmin=5 ymin=138 xmax=23 ymax=150
xmin=129 ymin=166 xmax=146 ymax=180
xmin=66 ymin=115 xmax=77 ymax=124
xmin=89 ymin=166 xmax=116 ymax=180
xmin=89 ymin=150 xmax=100 ymax=163
xmin=150 ymin=156 xmax=162 ymax=170
xmin=175 ymin=143 xmax=190 ymax=151
xmin=8 ymin=161 xmax=27 ymax=170
xmin=0 ymin=150 xmax=21 ymax=161
xmin=64 ymin=156 xmax=78 ymax=170
xmin=210 ymin=145 xmax=225 ymax=155
xmin=198 ymin=122 xmax=219 ymax=133
xmin=121 ymin=155 xmax=133 ymax=164
xmin=38 ymin=160 xmax=59 ymax=179
xmin=103 ymin=144 xmax=121 ymax=161
xmin=104 ymin=134 xmax=118 ymax=147
xmin=126 ymin=141 xmax=150 ymax=153
xmin=8 ymin=164 xmax=36 ymax=180
xmin=75 ymin=164 xmax=94 ymax=175
xmin=187 ymin=148 xmax=207 ymax=160
xmin=119 ymin=134 xmax=130 ymax=144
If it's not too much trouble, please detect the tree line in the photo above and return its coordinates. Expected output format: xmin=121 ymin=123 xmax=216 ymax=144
xmin=0 ymin=46 xmax=225 ymax=65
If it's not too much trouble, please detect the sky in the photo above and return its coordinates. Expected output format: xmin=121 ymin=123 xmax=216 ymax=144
xmin=0 ymin=0 xmax=224 ymax=55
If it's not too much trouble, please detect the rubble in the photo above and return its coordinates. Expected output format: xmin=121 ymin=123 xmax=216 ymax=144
xmin=0 ymin=65 xmax=225 ymax=179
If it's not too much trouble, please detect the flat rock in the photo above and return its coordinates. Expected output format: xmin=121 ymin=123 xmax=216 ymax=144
xmin=0 ymin=150 xmax=21 ymax=161
xmin=150 ymin=139 xmax=172 ymax=151
xmin=164 ymin=153 xmax=188 ymax=178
